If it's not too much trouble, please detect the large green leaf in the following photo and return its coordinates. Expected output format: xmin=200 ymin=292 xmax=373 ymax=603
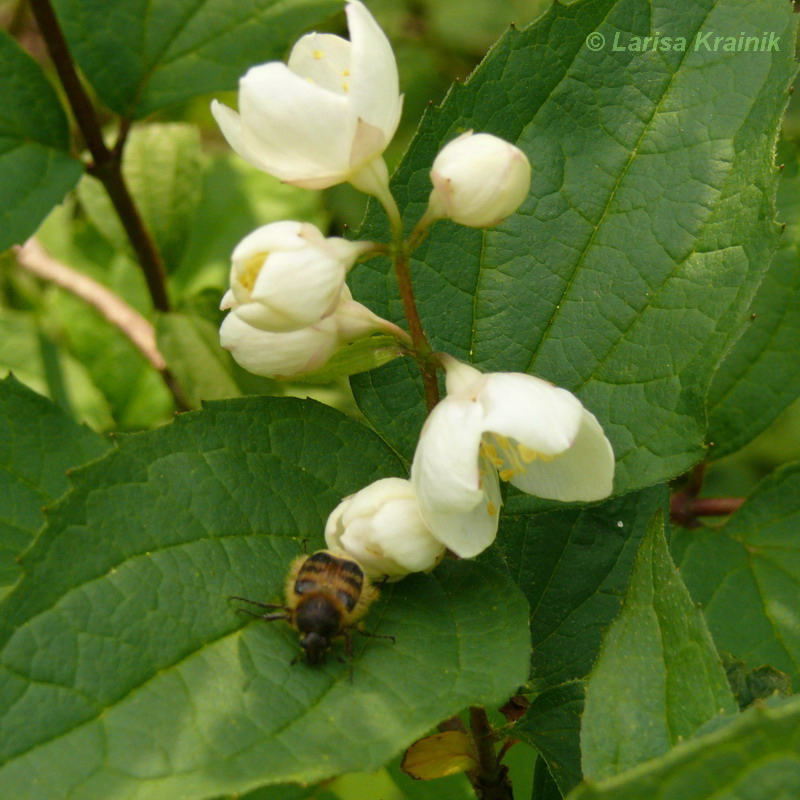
xmin=51 ymin=0 xmax=342 ymax=118
xmin=581 ymin=512 xmax=736 ymax=781
xmin=0 ymin=397 xmax=530 ymax=799
xmin=351 ymin=0 xmax=798 ymax=487
xmin=0 ymin=376 xmax=109 ymax=597
xmin=492 ymin=485 xmax=667 ymax=688
xmin=672 ymin=461 xmax=800 ymax=687
xmin=567 ymin=696 xmax=800 ymax=800
xmin=0 ymin=33 xmax=83 ymax=251
xmin=706 ymin=140 xmax=800 ymax=459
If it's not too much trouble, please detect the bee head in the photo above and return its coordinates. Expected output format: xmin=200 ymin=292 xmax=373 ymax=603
xmin=300 ymin=631 xmax=330 ymax=664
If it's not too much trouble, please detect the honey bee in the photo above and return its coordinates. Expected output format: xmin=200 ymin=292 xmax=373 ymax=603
xmin=232 ymin=549 xmax=394 ymax=669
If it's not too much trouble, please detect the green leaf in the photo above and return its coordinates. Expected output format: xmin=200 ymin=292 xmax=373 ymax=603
xmin=517 ymin=681 xmax=585 ymax=797
xmin=494 ymin=485 xmax=667 ymax=688
xmin=0 ymin=308 xmax=116 ymax=431
xmin=77 ymin=124 xmax=203 ymax=271
xmin=581 ymin=512 xmax=737 ymax=782
xmin=0 ymin=32 xmax=83 ymax=251
xmin=567 ymin=696 xmax=800 ymax=800
xmin=706 ymin=139 xmax=800 ymax=459
xmin=289 ymin=335 xmax=404 ymax=385
xmin=46 ymin=289 xmax=174 ymax=430
xmin=533 ymin=756 xmax=566 ymax=800
xmin=351 ymin=0 xmax=798 ymax=491
xmin=156 ymin=311 xmax=250 ymax=405
xmin=51 ymin=0 xmax=342 ymax=118
xmin=672 ymin=461 xmax=800 ymax=687
xmin=0 ymin=375 xmax=109 ymax=597
xmin=0 ymin=397 xmax=530 ymax=799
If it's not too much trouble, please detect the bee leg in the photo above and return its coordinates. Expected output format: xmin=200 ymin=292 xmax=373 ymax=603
xmin=354 ymin=626 xmax=396 ymax=645
xmin=235 ymin=608 xmax=290 ymax=622
xmin=230 ymin=596 xmax=289 ymax=611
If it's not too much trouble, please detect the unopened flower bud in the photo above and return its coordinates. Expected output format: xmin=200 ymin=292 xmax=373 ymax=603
xmin=223 ymin=221 xmax=371 ymax=333
xmin=220 ymin=287 xmax=389 ymax=378
xmin=325 ymin=477 xmax=445 ymax=579
xmin=426 ymin=132 xmax=530 ymax=228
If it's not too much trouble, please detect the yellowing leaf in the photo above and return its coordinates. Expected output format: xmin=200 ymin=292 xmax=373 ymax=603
xmin=401 ymin=731 xmax=478 ymax=781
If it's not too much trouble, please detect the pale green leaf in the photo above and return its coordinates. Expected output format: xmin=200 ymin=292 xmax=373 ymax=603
xmin=567 ymin=697 xmax=800 ymax=800
xmin=581 ymin=512 xmax=737 ymax=781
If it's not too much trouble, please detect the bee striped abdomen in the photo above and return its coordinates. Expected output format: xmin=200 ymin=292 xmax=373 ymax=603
xmin=294 ymin=549 xmax=364 ymax=612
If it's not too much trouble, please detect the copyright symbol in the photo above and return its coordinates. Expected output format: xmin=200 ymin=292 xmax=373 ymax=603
xmin=586 ymin=32 xmax=605 ymax=51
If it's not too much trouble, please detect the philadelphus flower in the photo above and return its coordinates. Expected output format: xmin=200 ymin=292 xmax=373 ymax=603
xmin=220 ymin=221 xmax=372 ymax=332
xmin=411 ymin=356 xmax=615 ymax=558
xmin=211 ymin=0 xmax=402 ymax=195
xmin=220 ymin=287 xmax=388 ymax=378
xmin=426 ymin=132 xmax=531 ymax=228
xmin=325 ymin=478 xmax=445 ymax=579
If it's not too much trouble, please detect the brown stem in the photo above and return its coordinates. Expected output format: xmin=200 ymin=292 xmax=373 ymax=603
xmin=392 ymin=243 xmax=440 ymax=411
xmin=28 ymin=0 xmax=171 ymax=313
xmin=14 ymin=238 xmax=191 ymax=412
xmin=687 ymin=497 xmax=745 ymax=517
xmin=670 ymin=462 xmax=743 ymax=528
xmin=466 ymin=706 xmax=513 ymax=800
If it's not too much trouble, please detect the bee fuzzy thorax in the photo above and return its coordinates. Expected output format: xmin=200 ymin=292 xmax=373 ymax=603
xmin=233 ymin=549 xmax=391 ymax=672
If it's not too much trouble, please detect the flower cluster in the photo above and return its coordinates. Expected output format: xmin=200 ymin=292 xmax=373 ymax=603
xmin=213 ymin=1 xmax=614 ymax=576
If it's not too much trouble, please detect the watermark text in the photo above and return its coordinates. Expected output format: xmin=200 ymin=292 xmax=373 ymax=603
xmin=585 ymin=31 xmax=781 ymax=53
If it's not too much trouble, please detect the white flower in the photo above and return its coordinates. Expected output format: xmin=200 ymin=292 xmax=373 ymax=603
xmin=325 ymin=478 xmax=445 ymax=579
xmin=411 ymin=357 xmax=615 ymax=558
xmin=220 ymin=287 xmax=388 ymax=378
xmin=211 ymin=0 xmax=402 ymax=195
xmin=425 ymin=132 xmax=530 ymax=228
xmin=220 ymin=221 xmax=371 ymax=333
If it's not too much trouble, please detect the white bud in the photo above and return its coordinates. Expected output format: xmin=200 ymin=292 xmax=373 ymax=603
xmin=426 ymin=132 xmax=531 ymax=228
xmin=220 ymin=287 xmax=387 ymax=378
xmin=325 ymin=478 xmax=446 ymax=579
xmin=211 ymin=1 xmax=403 ymax=193
xmin=225 ymin=220 xmax=370 ymax=333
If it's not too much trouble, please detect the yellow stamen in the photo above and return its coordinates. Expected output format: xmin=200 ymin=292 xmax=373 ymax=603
xmin=499 ymin=469 xmax=516 ymax=482
xmin=486 ymin=502 xmax=497 ymax=516
xmin=313 ymin=49 xmax=324 ymax=60
xmin=239 ymin=252 xmax=267 ymax=292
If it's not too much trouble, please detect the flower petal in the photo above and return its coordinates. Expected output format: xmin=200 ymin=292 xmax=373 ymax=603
xmin=220 ymin=312 xmax=338 ymax=377
xmin=479 ymin=373 xmax=584 ymax=456
xmin=412 ymin=396 xmax=501 ymax=557
xmin=238 ymin=63 xmax=356 ymax=187
xmin=346 ymin=0 xmax=402 ymax=140
xmin=508 ymin=408 xmax=615 ymax=501
xmin=288 ymin=32 xmax=351 ymax=94
xmin=418 ymin=459 xmax=501 ymax=558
